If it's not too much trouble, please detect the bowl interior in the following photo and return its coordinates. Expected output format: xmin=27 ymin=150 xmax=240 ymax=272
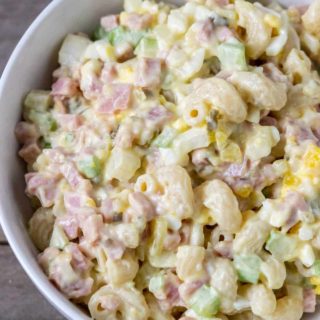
xmin=0 ymin=0 xmax=318 ymax=319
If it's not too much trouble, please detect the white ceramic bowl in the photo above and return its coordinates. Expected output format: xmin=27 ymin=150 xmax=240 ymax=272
xmin=0 ymin=0 xmax=318 ymax=319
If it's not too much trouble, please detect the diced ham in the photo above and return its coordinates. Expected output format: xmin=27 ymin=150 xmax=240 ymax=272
xmin=282 ymin=191 xmax=308 ymax=232
xmin=97 ymin=84 xmax=132 ymax=114
xmin=18 ymin=142 xmax=41 ymax=164
xmin=57 ymin=215 xmax=79 ymax=240
xmin=84 ymin=77 xmax=104 ymax=100
xmin=260 ymin=116 xmax=278 ymax=127
xmin=156 ymin=272 xmax=182 ymax=312
xmin=101 ymin=64 xmax=117 ymax=84
xmin=215 ymin=26 xmax=234 ymax=42
xmin=163 ymin=231 xmax=181 ymax=251
xmin=60 ymin=162 xmax=89 ymax=189
xmin=80 ymin=215 xmax=103 ymax=244
xmin=121 ymin=13 xmax=153 ymax=31
xmin=102 ymin=239 xmax=125 ymax=260
xmin=65 ymin=243 xmax=92 ymax=273
xmin=223 ymin=159 xmax=250 ymax=178
xmin=135 ymin=58 xmax=163 ymax=88
xmin=179 ymin=280 xmax=204 ymax=303
xmin=52 ymin=77 xmax=78 ymax=97
xmin=51 ymin=274 xmax=93 ymax=299
xmin=303 ymin=288 xmax=316 ymax=313
xmin=101 ymin=15 xmax=119 ymax=31
xmin=25 ymin=172 xmax=60 ymax=207
xmin=128 ymin=192 xmax=156 ymax=221
xmin=197 ymin=19 xmax=214 ymax=42
xmin=55 ymin=114 xmax=82 ymax=131
xmin=15 ymin=122 xmax=39 ymax=144
xmin=147 ymin=106 xmax=173 ymax=126
xmin=99 ymin=198 xmax=116 ymax=222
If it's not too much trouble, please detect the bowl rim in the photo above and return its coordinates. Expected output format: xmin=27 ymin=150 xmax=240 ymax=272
xmin=0 ymin=0 xmax=90 ymax=319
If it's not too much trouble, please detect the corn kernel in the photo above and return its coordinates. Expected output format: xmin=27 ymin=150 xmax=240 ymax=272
xmin=172 ymin=119 xmax=189 ymax=132
xmin=86 ymin=198 xmax=96 ymax=208
xmin=303 ymin=144 xmax=320 ymax=169
xmin=235 ymin=185 xmax=253 ymax=198
xmin=309 ymin=276 xmax=320 ymax=286
xmin=315 ymin=285 xmax=320 ymax=295
xmin=208 ymin=131 xmax=216 ymax=143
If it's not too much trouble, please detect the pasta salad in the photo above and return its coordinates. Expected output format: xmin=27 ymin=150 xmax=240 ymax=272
xmin=15 ymin=0 xmax=320 ymax=319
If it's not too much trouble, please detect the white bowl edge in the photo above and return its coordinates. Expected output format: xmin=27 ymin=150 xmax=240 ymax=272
xmin=0 ymin=0 xmax=318 ymax=319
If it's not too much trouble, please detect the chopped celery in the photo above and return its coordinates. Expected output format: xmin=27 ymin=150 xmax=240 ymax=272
xmin=24 ymin=90 xmax=52 ymax=117
xmin=217 ymin=40 xmax=247 ymax=71
xmin=77 ymin=155 xmax=102 ymax=179
xmin=313 ymin=260 xmax=320 ymax=276
xmin=29 ymin=110 xmax=57 ymax=135
xmin=189 ymin=285 xmax=220 ymax=317
xmin=234 ymin=254 xmax=262 ymax=284
xmin=108 ymin=26 xmax=145 ymax=47
xmin=134 ymin=37 xmax=158 ymax=58
xmin=149 ymin=274 xmax=165 ymax=294
xmin=93 ymin=26 xmax=109 ymax=41
xmin=152 ymin=127 xmax=177 ymax=148
xmin=265 ymin=230 xmax=298 ymax=261
xmin=39 ymin=137 xmax=52 ymax=149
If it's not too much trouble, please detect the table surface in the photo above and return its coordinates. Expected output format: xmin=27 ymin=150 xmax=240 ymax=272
xmin=0 ymin=1 xmax=64 ymax=319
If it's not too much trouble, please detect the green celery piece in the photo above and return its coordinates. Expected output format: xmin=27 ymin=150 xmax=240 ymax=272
xmin=93 ymin=26 xmax=109 ymax=41
xmin=108 ymin=26 xmax=145 ymax=47
xmin=134 ymin=37 xmax=158 ymax=58
xmin=29 ymin=110 xmax=57 ymax=135
xmin=265 ymin=230 xmax=298 ymax=262
xmin=234 ymin=254 xmax=262 ymax=284
xmin=189 ymin=285 xmax=220 ymax=317
xmin=77 ymin=155 xmax=102 ymax=179
xmin=312 ymin=260 xmax=320 ymax=276
xmin=152 ymin=127 xmax=177 ymax=148
xmin=217 ymin=40 xmax=247 ymax=71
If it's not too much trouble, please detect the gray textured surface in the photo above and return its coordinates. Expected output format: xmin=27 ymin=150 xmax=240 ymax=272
xmin=0 ymin=0 xmax=64 ymax=318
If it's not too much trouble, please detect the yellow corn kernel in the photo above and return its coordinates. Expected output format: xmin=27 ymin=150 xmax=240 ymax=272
xmin=159 ymin=95 xmax=167 ymax=105
xmin=310 ymin=277 xmax=320 ymax=286
xmin=264 ymin=14 xmax=281 ymax=29
xmin=315 ymin=285 xmax=320 ymax=295
xmin=172 ymin=119 xmax=189 ymax=132
xmin=105 ymin=45 xmax=115 ymax=59
xmin=303 ymin=144 xmax=320 ymax=169
xmin=86 ymin=198 xmax=97 ymax=208
xmin=235 ymin=185 xmax=253 ymax=198
xmin=283 ymin=172 xmax=301 ymax=187
xmin=208 ymin=131 xmax=216 ymax=143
